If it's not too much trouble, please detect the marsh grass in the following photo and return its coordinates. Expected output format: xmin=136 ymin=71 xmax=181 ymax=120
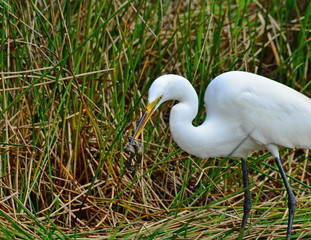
xmin=0 ymin=0 xmax=311 ymax=239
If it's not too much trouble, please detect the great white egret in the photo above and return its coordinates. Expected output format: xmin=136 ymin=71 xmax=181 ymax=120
xmin=129 ymin=71 xmax=311 ymax=239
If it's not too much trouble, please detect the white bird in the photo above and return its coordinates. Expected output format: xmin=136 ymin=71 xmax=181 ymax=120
xmin=130 ymin=71 xmax=311 ymax=240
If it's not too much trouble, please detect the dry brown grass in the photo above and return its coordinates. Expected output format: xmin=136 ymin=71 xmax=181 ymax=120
xmin=0 ymin=0 xmax=311 ymax=239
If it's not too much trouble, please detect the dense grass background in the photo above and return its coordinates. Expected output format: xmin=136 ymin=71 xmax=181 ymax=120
xmin=1 ymin=0 xmax=311 ymax=239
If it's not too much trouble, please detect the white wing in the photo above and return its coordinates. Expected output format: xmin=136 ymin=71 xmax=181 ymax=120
xmin=205 ymin=71 xmax=311 ymax=149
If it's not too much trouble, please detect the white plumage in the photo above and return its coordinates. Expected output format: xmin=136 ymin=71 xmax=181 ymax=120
xmin=131 ymin=71 xmax=310 ymax=239
xmin=146 ymin=71 xmax=311 ymax=158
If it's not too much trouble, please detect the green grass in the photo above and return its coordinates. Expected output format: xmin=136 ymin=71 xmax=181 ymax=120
xmin=1 ymin=0 xmax=311 ymax=239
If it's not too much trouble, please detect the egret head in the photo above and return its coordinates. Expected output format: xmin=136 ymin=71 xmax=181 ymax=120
xmin=132 ymin=74 xmax=191 ymax=140
xmin=132 ymin=76 xmax=169 ymax=140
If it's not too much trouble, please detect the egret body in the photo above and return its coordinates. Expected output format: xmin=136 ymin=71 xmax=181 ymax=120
xmin=131 ymin=71 xmax=311 ymax=239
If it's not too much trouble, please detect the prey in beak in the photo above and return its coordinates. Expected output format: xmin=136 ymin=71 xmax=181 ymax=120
xmin=124 ymin=97 xmax=161 ymax=172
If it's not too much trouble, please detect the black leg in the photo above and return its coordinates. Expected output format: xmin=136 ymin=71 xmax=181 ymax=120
xmin=275 ymin=157 xmax=296 ymax=240
xmin=241 ymin=158 xmax=252 ymax=232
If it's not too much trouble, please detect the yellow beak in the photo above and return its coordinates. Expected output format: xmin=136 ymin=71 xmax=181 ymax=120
xmin=132 ymin=97 xmax=161 ymax=140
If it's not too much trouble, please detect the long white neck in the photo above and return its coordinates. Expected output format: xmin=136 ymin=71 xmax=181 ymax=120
xmin=151 ymin=75 xmax=250 ymax=158
xmin=166 ymin=76 xmax=243 ymax=158
xmin=165 ymin=77 xmax=210 ymax=157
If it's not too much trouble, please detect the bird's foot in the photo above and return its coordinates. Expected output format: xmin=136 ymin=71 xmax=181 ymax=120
xmin=238 ymin=227 xmax=245 ymax=240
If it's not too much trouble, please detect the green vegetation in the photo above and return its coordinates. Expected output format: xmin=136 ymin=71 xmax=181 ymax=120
xmin=0 ymin=0 xmax=311 ymax=239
